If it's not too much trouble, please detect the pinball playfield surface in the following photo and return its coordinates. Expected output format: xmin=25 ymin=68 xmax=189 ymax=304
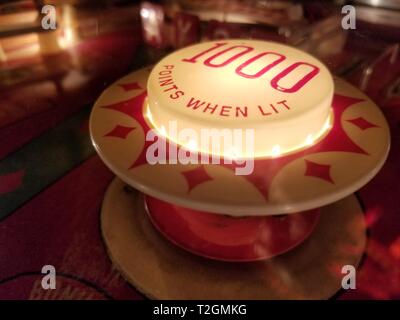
xmin=0 ymin=3 xmax=400 ymax=300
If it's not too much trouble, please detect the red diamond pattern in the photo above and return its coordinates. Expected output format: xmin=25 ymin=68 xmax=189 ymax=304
xmin=101 ymin=90 xmax=370 ymax=198
xmin=104 ymin=125 xmax=135 ymax=139
xmin=304 ymin=160 xmax=334 ymax=184
xmin=182 ymin=165 xmax=213 ymax=193
xmin=346 ymin=117 xmax=379 ymax=130
xmin=220 ymin=94 xmax=365 ymax=200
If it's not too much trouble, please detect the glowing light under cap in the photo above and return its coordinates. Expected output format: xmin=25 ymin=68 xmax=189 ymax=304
xmin=147 ymin=40 xmax=334 ymax=158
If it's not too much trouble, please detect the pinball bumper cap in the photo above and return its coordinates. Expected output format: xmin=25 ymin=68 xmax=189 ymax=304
xmin=90 ymin=39 xmax=390 ymax=216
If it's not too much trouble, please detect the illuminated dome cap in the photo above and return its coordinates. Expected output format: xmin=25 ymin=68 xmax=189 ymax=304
xmin=147 ymin=40 xmax=334 ymax=158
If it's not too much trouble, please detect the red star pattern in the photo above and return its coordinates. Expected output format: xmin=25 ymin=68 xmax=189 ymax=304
xmin=304 ymin=160 xmax=334 ymax=184
xmin=104 ymin=125 xmax=135 ymax=139
xmin=182 ymin=166 xmax=213 ymax=193
xmin=221 ymin=94 xmax=368 ymax=200
xmin=346 ymin=117 xmax=379 ymax=130
xmin=101 ymin=91 xmax=147 ymax=119
xmin=119 ymin=82 xmax=142 ymax=91
xmin=100 ymin=91 xmax=153 ymax=169
xmin=101 ymin=90 xmax=372 ymax=201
